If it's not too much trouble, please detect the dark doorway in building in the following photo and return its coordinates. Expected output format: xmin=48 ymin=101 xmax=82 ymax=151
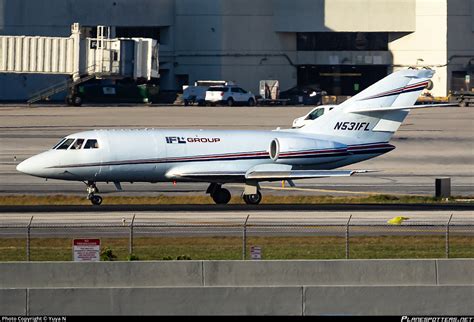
xmin=451 ymin=71 xmax=469 ymax=92
xmin=297 ymin=65 xmax=388 ymax=96
xmin=175 ymin=74 xmax=189 ymax=93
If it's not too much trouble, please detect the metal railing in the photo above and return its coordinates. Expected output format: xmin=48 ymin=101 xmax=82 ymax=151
xmin=1 ymin=214 xmax=472 ymax=261
xmin=26 ymin=63 xmax=117 ymax=104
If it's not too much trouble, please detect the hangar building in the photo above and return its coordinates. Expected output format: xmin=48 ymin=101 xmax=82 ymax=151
xmin=0 ymin=0 xmax=472 ymax=100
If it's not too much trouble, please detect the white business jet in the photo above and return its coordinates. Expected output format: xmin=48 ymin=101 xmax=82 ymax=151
xmin=17 ymin=68 xmax=438 ymax=205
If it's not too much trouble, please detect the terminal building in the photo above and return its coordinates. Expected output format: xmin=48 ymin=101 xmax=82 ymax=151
xmin=0 ymin=0 xmax=473 ymax=100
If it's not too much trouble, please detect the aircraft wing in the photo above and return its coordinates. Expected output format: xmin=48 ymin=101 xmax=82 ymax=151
xmin=168 ymin=171 xmax=246 ymax=182
xmin=245 ymin=169 xmax=370 ymax=181
xmin=168 ymin=169 xmax=372 ymax=182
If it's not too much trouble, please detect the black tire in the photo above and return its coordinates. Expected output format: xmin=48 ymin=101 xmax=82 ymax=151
xmin=184 ymin=100 xmax=189 ymax=106
xmin=227 ymin=98 xmax=234 ymax=107
xmin=90 ymin=195 xmax=103 ymax=206
xmin=72 ymin=95 xmax=83 ymax=107
xmin=211 ymin=188 xmax=231 ymax=204
xmin=243 ymin=191 xmax=262 ymax=205
xmin=247 ymin=98 xmax=255 ymax=106
xmin=425 ymin=80 xmax=434 ymax=90
xmin=65 ymin=96 xmax=73 ymax=106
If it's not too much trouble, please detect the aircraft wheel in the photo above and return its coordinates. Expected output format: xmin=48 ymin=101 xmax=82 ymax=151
xmin=90 ymin=195 xmax=103 ymax=206
xmin=65 ymin=96 xmax=73 ymax=106
xmin=243 ymin=191 xmax=262 ymax=205
xmin=212 ymin=188 xmax=231 ymax=204
xmin=72 ymin=95 xmax=83 ymax=107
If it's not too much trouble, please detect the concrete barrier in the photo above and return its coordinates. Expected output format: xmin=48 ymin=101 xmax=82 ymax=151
xmin=437 ymin=259 xmax=474 ymax=285
xmin=1 ymin=259 xmax=451 ymax=288
xmin=203 ymin=260 xmax=437 ymax=286
xmin=5 ymin=285 xmax=473 ymax=315
xmin=0 ymin=289 xmax=26 ymax=315
xmin=1 ymin=260 xmax=473 ymax=315
xmin=304 ymin=286 xmax=474 ymax=315
xmin=28 ymin=287 xmax=303 ymax=315
xmin=0 ymin=261 xmax=203 ymax=288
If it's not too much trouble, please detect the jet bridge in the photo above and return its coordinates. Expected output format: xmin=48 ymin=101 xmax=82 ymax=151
xmin=0 ymin=23 xmax=159 ymax=105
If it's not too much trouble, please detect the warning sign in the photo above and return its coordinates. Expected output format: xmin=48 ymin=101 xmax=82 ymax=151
xmin=73 ymin=239 xmax=100 ymax=262
xmin=250 ymin=246 xmax=262 ymax=260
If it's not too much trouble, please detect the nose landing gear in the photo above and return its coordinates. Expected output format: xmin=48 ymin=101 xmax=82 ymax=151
xmin=86 ymin=181 xmax=102 ymax=205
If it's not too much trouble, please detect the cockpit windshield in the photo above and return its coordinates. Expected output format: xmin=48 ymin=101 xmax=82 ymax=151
xmin=306 ymin=108 xmax=325 ymax=120
xmin=51 ymin=138 xmax=66 ymax=149
xmin=70 ymin=139 xmax=85 ymax=150
xmin=56 ymin=138 xmax=75 ymax=150
xmin=53 ymin=138 xmax=99 ymax=150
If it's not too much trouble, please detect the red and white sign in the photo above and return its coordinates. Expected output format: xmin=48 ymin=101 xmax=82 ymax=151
xmin=73 ymin=239 xmax=100 ymax=262
xmin=250 ymin=246 xmax=262 ymax=260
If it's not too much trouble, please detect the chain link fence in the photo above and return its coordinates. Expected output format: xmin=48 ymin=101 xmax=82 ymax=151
xmin=0 ymin=214 xmax=473 ymax=261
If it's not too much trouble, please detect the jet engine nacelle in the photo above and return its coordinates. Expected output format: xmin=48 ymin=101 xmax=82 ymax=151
xmin=269 ymin=137 xmax=348 ymax=164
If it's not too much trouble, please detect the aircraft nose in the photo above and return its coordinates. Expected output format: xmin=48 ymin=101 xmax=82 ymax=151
xmin=16 ymin=154 xmax=49 ymax=177
xmin=16 ymin=157 xmax=36 ymax=175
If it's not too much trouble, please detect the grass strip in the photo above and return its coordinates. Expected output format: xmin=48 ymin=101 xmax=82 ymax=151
xmin=0 ymin=194 xmax=471 ymax=206
xmin=1 ymin=236 xmax=472 ymax=261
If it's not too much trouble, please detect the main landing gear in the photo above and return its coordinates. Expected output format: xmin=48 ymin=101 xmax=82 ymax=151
xmin=207 ymin=183 xmax=231 ymax=204
xmin=207 ymin=183 xmax=262 ymax=205
xmin=242 ymin=191 xmax=262 ymax=205
xmin=86 ymin=181 xmax=102 ymax=205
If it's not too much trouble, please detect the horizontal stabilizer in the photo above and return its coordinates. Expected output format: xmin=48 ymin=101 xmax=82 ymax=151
xmin=347 ymin=103 xmax=456 ymax=114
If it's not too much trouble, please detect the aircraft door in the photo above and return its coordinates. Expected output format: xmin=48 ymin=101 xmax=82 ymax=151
xmin=93 ymin=132 xmax=111 ymax=181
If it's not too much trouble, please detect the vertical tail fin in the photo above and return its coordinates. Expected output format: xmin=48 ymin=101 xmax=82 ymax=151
xmin=298 ymin=68 xmax=435 ymax=144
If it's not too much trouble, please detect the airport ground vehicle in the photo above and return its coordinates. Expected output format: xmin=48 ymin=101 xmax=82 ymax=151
xmin=66 ymin=81 xmax=159 ymax=106
xmin=182 ymin=81 xmax=233 ymax=106
xmin=279 ymin=86 xmax=326 ymax=105
xmin=449 ymin=90 xmax=474 ymax=107
xmin=17 ymin=69 xmax=438 ymax=205
xmin=256 ymin=80 xmax=290 ymax=106
xmin=205 ymin=85 xmax=256 ymax=106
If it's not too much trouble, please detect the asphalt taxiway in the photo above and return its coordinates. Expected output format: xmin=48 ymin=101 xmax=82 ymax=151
xmin=1 ymin=209 xmax=472 ymax=238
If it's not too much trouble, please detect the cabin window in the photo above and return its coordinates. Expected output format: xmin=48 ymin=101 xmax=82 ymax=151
xmin=70 ymin=139 xmax=85 ymax=150
xmin=56 ymin=138 xmax=75 ymax=150
xmin=52 ymin=138 xmax=66 ymax=149
xmin=84 ymin=139 xmax=99 ymax=149
xmin=306 ymin=108 xmax=325 ymax=120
